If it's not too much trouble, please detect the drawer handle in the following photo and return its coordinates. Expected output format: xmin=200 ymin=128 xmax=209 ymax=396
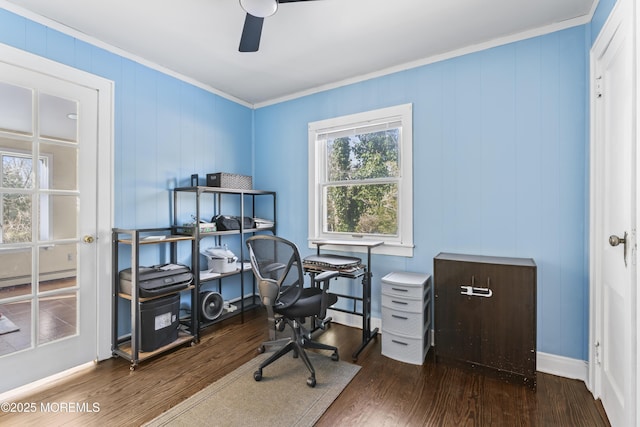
xmin=391 ymin=339 xmax=408 ymax=346
xmin=460 ymin=285 xmax=493 ymax=298
xmin=391 ymin=287 xmax=408 ymax=292
xmin=391 ymin=314 xmax=408 ymax=320
xmin=391 ymin=300 xmax=409 ymax=305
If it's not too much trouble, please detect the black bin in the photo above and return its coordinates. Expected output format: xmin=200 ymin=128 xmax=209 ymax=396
xmin=140 ymin=293 xmax=180 ymax=352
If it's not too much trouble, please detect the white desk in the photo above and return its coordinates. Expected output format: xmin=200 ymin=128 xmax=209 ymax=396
xmin=307 ymin=239 xmax=383 ymax=361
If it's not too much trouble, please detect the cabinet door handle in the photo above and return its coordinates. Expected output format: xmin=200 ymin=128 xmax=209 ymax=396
xmin=391 ymin=339 xmax=408 ymax=346
xmin=391 ymin=287 xmax=408 ymax=292
xmin=391 ymin=314 xmax=408 ymax=320
xmin=460 ymin=285 xmax=493 ymax=298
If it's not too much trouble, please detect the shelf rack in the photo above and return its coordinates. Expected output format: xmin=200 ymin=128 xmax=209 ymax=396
xmin=111 ymin=227 xmax=198 ymax=370
xmin=172 ymin=186 xmax=276 ymax=327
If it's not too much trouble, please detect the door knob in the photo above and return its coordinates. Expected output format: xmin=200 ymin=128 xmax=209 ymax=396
xmin=609 ymin=234 xmax=626 ymax=246
xmin=609 ymin=231 xmax=628 ymax=267
xmin=83 ymin=235 xmax=95 ymax=243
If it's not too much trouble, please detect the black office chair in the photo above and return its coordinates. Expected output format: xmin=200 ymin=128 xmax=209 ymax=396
xmin=246 ymin=235 xmax=339 ymax=387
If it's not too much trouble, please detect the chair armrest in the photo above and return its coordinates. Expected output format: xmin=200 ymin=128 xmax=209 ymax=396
xmin=313 ymin=271 xmax=339 ymax=319
xmin=313 ymin=270 xmax=339 ymax=284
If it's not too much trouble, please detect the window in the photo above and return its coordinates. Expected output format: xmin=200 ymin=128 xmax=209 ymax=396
xmin=308 ymin=104 xmax=413 ymax=257
xmin=0 ymin=149 xmax=50 ymax=244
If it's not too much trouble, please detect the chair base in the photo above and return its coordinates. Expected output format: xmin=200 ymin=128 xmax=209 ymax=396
xmin=254 ymin=318 xmax=339 ymax=388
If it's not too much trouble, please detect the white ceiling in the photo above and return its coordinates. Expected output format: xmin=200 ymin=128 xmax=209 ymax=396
xmin=3 ymin=0 xmax=597 ymax=106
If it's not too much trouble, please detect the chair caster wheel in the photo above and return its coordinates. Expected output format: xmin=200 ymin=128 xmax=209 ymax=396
xmin=307 ymin=376 xmax=316 ymax=387
xmin=254 ymin=370 xmax=262 ymax=381
xmin=257 ymin=345 xmax=266 ymax=354
xmin=331 ymin=352 xmax=339 ymax=362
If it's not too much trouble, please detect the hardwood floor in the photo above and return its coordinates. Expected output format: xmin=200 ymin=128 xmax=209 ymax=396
xmin=0 ymin=308 xmax=610 ymax=426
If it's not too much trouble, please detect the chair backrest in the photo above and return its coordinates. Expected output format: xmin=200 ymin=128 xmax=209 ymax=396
xmin=246 ymin=235 xmax=305 ymax=309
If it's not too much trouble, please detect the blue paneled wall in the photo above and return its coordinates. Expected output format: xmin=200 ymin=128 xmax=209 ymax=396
xmin=0 ymin=9 xmax=253 ymax=235
xmin=254 ymin=27 xmax=590 ymax=360
xmin=0 ymin=8 xmax=253 ymax=333
xmin=0 ymin=0 xmax=619 ymax=361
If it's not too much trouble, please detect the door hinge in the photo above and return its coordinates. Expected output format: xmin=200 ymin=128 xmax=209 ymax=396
xmin=595 ymin=76 xmax=603 ymax=98
xmin=594 ymin=341 xmax=601 ymax=365
xmin=631 ymin=229 xmax=637 ymax=266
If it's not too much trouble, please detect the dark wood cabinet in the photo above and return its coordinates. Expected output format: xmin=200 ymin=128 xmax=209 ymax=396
xmin=434 ymin=253 xmax=537 ymax=388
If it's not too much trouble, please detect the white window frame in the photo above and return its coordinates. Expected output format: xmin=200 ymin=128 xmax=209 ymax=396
xmin=308 ymin=103 xmax=414 ymax=257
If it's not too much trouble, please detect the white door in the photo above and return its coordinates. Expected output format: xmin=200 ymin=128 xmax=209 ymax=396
xmin=590 ymin=0 xmax=637 ymax=426
xmin=0 ymin=60 xmax=101 ymax=393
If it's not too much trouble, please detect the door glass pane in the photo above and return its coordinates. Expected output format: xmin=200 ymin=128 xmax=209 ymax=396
xmin=1 ymin=150 xmax=35 ymax=189
xmin=2 ymin=192 xmax=32 ymax=244
xmin=0 ymin=248 xmax=32 ymax=298
xmin=45 ymin=195 xmax=77 ymax=241
xmin=38 ymin=292 xmax=77 ymax=345
xmin=39 ymin=244 xmax=77 ymax=292
xmin=0 ymin=300 xmax=32 ymax=356
xmin=0 ymin=82 xmax=32 ymax=135
xmin=40 ymin=142 xmax=77 ymax=191
xmin=39 ymin=93 xmax=77 ymax=142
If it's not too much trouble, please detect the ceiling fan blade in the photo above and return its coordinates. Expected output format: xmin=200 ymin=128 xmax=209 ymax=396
xmin=239 ymin=13 xmax=264 ymax=52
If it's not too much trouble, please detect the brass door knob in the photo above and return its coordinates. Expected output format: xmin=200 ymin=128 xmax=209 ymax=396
xmin=83 ymin=235 xmax=95 ymax=243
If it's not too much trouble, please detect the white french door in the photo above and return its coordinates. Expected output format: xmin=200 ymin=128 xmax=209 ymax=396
xmin=590 ymin=0 xmax=637 ymax=426
xmin=0 ymin=45 xmax=112 ymax=393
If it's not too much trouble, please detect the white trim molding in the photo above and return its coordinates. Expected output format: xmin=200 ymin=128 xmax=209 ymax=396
xmin=537 ymin=352 xmax=589 ymax=384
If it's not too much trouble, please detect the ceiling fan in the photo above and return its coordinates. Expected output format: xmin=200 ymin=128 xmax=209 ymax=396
xmin=238 ymin=0 xmax=317 ymax=52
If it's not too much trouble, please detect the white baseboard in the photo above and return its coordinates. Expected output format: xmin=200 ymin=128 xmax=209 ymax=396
xmin=327 ymin=309 xmax=589 ymax=384
xmin=326 ymin=309 xmax=381 ymax=333
xmin=536 ymin=351 xmax=589 ymax=383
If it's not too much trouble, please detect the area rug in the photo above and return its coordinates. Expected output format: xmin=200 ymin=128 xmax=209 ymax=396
xmin=0 ymin=314 xmax=19 ymax=335
xmin=145 ymin=351 xmax=360 ymax=427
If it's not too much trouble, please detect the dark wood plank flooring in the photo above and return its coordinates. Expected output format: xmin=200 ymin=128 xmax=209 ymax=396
xmin=0 ymin=308 xmax=610 ymax=426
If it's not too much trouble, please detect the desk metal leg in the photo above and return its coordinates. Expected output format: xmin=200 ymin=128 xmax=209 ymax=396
xmin=306 ymin=244 xmax=380 ymax=361
xmin=352 ymin=251 xmax=378 ymax=361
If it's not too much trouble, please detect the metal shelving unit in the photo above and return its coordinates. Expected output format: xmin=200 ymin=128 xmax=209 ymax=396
xmin=172 ymin=186 xmax=276 ymax=328
xmin=111 ymin=227 xmax=198 ymax=370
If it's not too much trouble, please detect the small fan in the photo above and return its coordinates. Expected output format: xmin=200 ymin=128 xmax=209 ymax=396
xmin=239 ymin=0 xmax=318 ymax=52
xmin=200 ymin=291 xmax=225 ymax=321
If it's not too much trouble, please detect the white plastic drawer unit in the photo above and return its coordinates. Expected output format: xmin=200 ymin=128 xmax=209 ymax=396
xmin=382 ymin=293 xmax=427 ymax=314
xmin=381 ymin=279 xmax=426 ymax=300
xmin=381 ymin=298 xmax=429 ymax=335
xmin=381 ymin=328 xmax=430 ymax=365
xmin=381 ymin=271 xmax=432 ymax=365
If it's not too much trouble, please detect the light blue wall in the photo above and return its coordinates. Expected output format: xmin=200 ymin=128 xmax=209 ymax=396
xmin=0 ymin=1 xmax=619 ymax=360
xmin=0 ymin=8 xmax=253 ymax=235
xmin=0 ymin=8 xmax=254 ymax=333
xmin=254 ymin=27 xmax=591 ymax=360
xmin=591 ymin=0 xmax=618 ymax=43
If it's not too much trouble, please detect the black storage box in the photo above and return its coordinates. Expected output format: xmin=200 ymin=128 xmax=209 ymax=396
xmin=140 ymin=293 xmax=180 ymax=352
xmin=206 ymin=172 xmax=252 ymax=190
